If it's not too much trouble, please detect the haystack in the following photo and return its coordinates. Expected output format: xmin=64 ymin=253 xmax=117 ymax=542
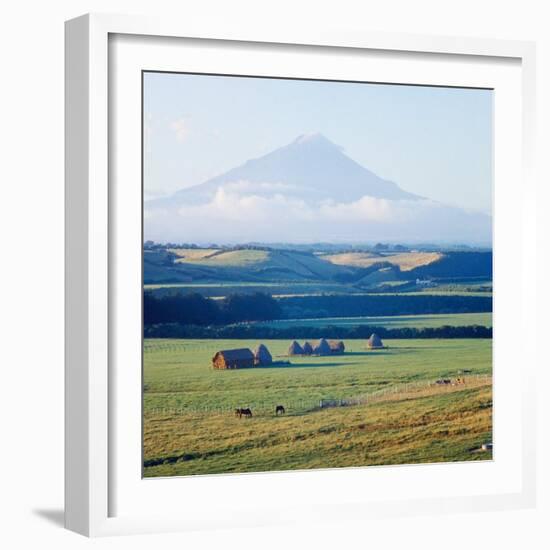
xmin=302 ymin=341 xmax=313 ymax=355
xmin=367 ymin=333 xmax=384 ymax=349
xmin=288 ymin=340 xmax=304 ymax=356
xmin=313 ymin=338 xmax=331 ymax=356
xmin=254 ymin=343 xmax=272 ymax=366
xmin=329 ymin=340 xmax=345 ymax=354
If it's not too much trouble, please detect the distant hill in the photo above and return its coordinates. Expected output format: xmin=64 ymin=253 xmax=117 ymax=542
xmin=144 ymin=246 xmax=492 ymax=287
xmin=322 ymin=251 xmax=443 ymax=271
xmin=144 ymin=247 xmax=354 ymax=284
xmin=408 ymin=251 xmax=493 ymax=279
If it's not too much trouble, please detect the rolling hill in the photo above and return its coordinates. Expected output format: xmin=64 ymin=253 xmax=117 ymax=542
xmin=322 ymin=251 xmax=443 ymax=271
xmin=144 ymin=247 xmax=355 ymax=284
xmin=144 ymin=246 xmax=492 ymax=289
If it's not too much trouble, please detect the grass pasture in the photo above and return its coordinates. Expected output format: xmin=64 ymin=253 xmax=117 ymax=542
xmin=173 ymin=249 xmax=270 ymax=266
xmin=143 ymin=338 xmax=492 ymax=477
xmin=144 ymin=282 xmax=492 ymax=299
xmin=249 ymin=312 xmax=492 ymax=330
xmin=322 ymin=251 xmax=442 ymax=270
xmin=144 ymin=280 xmax=353 ymax=298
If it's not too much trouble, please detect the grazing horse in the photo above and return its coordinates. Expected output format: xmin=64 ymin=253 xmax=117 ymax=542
xmin=235 ymin=408 xmax=252 ymax=418
xmin=275 ymin=405 xmax=285 ymax=415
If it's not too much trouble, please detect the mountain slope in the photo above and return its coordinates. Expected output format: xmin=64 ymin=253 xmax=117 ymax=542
xmin=151 ymin=133 xmax=419 ymax=207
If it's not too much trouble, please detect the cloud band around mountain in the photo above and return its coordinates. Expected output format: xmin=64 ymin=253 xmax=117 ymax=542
xmin=144 ymin=182 xmax=491 ymax=244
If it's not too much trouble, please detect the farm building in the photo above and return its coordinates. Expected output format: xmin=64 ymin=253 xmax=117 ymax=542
xmin=288 ymin=340 xmax=304 ymax=356
xmin=367 ymin=333 xmax=384 ymax=349
xmin=302 ymin=341 xmax=313 ymax=355
xmin=328 ymin=340 xmax=345 ymax=354
xmin=313 ymin=338 xmax=332 ymax=356
xmin=212 ymin=348 xmax=255 ymax=369
xmin=254 ymin=343 xmax=272 ymax=366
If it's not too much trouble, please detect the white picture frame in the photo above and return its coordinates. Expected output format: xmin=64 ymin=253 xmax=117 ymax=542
xmin=65 ymin=13 xmax=537 ymax=537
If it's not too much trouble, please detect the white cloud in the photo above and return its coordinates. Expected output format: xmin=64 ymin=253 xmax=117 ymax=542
xmin=174 ymin=186 xmax=434 ymax=225
xmin=143 ymin=182 xmax=491 ymax=244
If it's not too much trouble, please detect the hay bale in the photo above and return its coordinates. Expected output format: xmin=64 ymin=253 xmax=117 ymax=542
xmin=328 ymin=340 xmax=345 ymax=354
xmin=313 ymin=338 xmax=331 ymax=356
xmin=302 ymin=341 xmax=313 ymax=355
xmin=254 ymin=343 xmax=272 ymax=366
xmin=367 ymin=333 xmax=384 ymax=349
xmin=288 ymin=340 xmax=304 ymax=356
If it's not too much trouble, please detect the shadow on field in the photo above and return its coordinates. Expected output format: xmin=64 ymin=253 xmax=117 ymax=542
xmin=261 ymin=361 xmax=351 ymax=369
xmin=344 ymin=351 xmax=396 ymax=356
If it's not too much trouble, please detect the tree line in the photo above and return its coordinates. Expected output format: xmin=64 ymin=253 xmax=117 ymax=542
xmin=144 ymin=290 xmax=492 ymax=328
xmin=278 ymin=293 xmax=492 ymax=319
xmin=143 ymin=322 xmax=492 ymax=340
xmin=144 ymin=292 xmax=282 ymax=325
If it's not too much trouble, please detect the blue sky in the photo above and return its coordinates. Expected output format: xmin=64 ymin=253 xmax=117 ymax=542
xmin=144 ymin=72 xmax=493 ymax=214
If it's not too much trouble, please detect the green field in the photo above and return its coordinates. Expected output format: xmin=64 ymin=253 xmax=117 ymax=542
xmin=375 ymin=290 xmax=492 ymax=297
xmin=144 ymin=338 xmax=493 ymax=477
xmin=249 ymin=312 xmax=492 ymax=330
xmin=144 ymin=281 xmax=492 ymax=300
xmin=144 ymin=281 xmax=352 ymax=298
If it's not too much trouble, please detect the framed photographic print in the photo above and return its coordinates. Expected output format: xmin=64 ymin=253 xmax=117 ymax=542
xmin=65 ymin=13 xmax=537 ymax=536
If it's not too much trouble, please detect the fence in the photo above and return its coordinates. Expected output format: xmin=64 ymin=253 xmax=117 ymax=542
xmin=318 ymin=374 xmax=491 ymax=409
xmin=146 ymin=374 xmax=492 ymax=417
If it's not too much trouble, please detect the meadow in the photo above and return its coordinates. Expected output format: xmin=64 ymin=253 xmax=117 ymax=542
xmin=322 ymin=251 xmax=443 ymax=270
xmin=248 ymin=312 xmax=492 ymax=330
xmin=144 ymin=281 xmax=352 ymax=298
xmin=143 ymin=338 xmax=492 ymax=477
xmin=144 ymin=282 xmax=492 ymax=299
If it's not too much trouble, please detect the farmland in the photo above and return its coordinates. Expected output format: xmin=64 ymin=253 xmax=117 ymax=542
xmin=248 ymin=312 xmax=492 ymax=330
xmin=144 ymin=281 xmax=352 ymax=298
xmin=143 ymin=338 xmax=492 ymax=477
xmin=144 ymin=246 xmax=493 ymax=295
xmin=144 ymin=281 xmax=492 ymax=299
xmin=142 ymin=246 xmax=494 ymax=475
xmin=322 ymin=251 xmax=443 ymax=271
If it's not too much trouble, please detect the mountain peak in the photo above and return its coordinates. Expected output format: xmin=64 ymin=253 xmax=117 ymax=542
xmin=151 ymin=133 xmax=421 ymax=207
xmin=292 ymin=133 xmax=339 ymax=149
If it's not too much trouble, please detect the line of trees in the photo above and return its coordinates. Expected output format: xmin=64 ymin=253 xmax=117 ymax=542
xmin=143 ymin=322 xmax=492 ymax=340
xmin=279 ymin=293 xmax=492 ymax=319
xmin=144 ymin=292 xmax=282 ymax=325
xmin=144 ymin=291 xmax=493 ymax=329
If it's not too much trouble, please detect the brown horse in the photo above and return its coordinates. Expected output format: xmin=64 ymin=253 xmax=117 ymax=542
xmin=275 ymin=405 xmax=285 ymax=415
xmin=235 ymin=408 xmax=252 ymax=418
